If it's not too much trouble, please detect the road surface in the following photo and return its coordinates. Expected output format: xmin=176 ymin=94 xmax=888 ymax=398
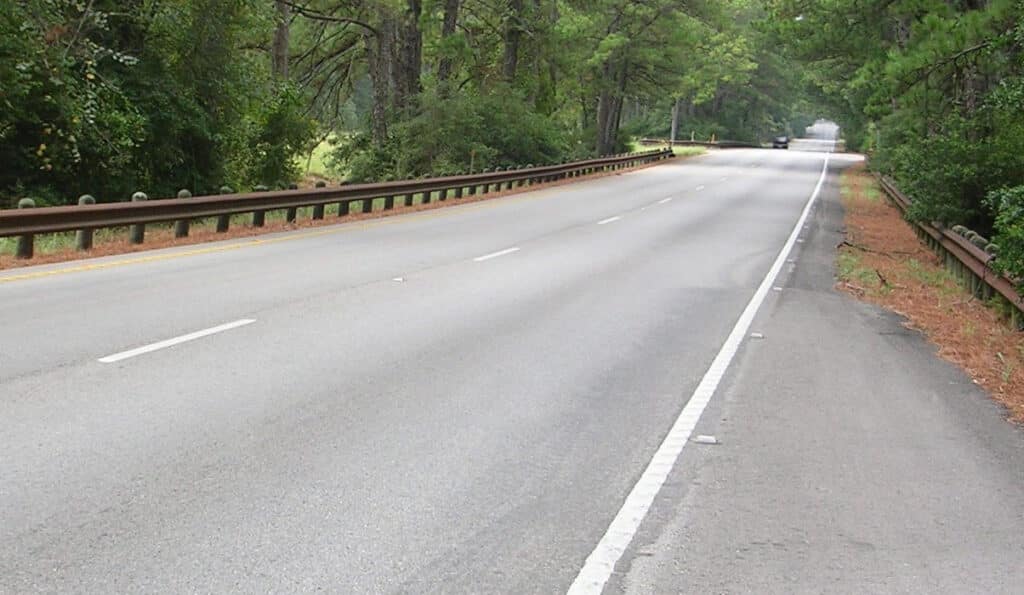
xmin=2 ymin=125 xmax=1022 ymax=593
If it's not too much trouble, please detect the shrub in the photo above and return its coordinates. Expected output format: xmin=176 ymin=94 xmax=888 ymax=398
xmin=985 ymin=185 xmax=1024 ymax=286
xmin=332 ymin=87 xmax=569 ymax=182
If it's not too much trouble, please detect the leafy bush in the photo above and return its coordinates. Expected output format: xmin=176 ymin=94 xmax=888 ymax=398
xmin=222 ymin=85 xmax=316 ymax=190
xmin=882 ymin=99 xmax=1024 ymax=235
xmin=332 ymin=87 xmax=569 ymax=182
xmin=985 ymin=186 xmax=1024 ymax=285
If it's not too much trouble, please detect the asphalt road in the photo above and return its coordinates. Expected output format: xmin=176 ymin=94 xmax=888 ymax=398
xmin=2 ymin=124 xmax=1022 ymax=593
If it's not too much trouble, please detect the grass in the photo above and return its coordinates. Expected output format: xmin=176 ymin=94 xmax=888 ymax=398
xmin=997 ymin=352 xmax=1016 ymax=383
xmin=906 ymin=258 xmax=956 ymax=292
xmin=670 ymin=146 xmax=706 ymax=157
xmin=837 ymin=250 xmax=887 ymax=294
xmin=627 ymin=140 xmax=706 ymax=158
xmin=296 ymin=136 xmax=342 ymax=180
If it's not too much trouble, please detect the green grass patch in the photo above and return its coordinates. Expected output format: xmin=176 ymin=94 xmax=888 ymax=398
xmin=905 ymin=258 xmax=958 ymax=295
xmin=627 ymin=140 xmax=705 ymax=158
xmin=837 ymin=250 xmax=884 ymax=292
xmin=296 ymin=136 xmax=343 ymax=179
xmin=671 ymin=146 xmax=706 ymax=157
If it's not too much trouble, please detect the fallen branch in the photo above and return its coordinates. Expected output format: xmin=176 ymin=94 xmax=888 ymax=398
xmin=837 ymin=240 xmax=920 ymax=257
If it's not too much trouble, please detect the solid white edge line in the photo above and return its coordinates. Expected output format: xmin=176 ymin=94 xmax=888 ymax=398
xmin=597 ymin=216 xmax=622 ymax=225
xmin=473 ymin=247 xmax=520 ymax=262
xmin=657 ymin=198 xmax=672 ymax=205
xmin=695 ymin=185 xmax=706 ymax=191
xmin=566 ymin=146 xmax=833 ymax=595
xmin=98 ymin=319 xmax=257 ymax=363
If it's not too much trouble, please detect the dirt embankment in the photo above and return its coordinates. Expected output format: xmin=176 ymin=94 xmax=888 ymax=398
xmin=836 ymin=163 xmax=1024 ymax=423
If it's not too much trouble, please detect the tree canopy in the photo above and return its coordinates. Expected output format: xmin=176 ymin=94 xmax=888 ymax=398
xmin=764 ymin=0 xmax=1024 ymax=279
xmin=1 ymin=0 xmax=812 ymax=206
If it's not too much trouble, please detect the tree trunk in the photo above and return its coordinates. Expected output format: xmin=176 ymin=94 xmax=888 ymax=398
xmin=596 ymin=63 xmax=614 ymax=154
xmin=596 ymin=60 xmax=628 ymax=155
xmin=271 ymin=0 xmax=290 ymax=80
xmin=392 ymin=0 xmax=422 ymax=110
xmin=364 ymin=21 xmax=393 ymax=146
xmin=437 ymin=0 xmax=460 ymax=82
xmin=502 ymin=0 xmax=524 ymax=82
xmin=670 ymin=97 xmax=681 ymax=143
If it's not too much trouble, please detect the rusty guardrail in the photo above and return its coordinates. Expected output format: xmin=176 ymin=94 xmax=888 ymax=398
xmin=876 ymin=174 xmax=1024 ymax=328
xmin=0 ymin=149 xmax=673 ymax=258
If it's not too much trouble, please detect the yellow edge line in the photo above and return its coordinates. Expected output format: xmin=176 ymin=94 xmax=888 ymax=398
xmin=0 ymin=177 xmax=578 ymax=284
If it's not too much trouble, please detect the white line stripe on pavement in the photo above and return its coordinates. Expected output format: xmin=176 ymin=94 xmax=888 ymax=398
xmin=473 ymin=247 xmax=520 ymax=262
xmin=98 ymin=319 xmax=257 ymax=363
xmin=566 ymin=148 xmax=833 ymax=595
xmin=596 ymin=216 xmax=621 ymax=225
xmin=657 ymin=198 xmax=672 ymax=205
xmin=695 ymin=185 xmax=706 ymax=191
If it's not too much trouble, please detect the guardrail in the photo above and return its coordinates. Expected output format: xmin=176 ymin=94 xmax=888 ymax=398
xmin=0 ymin=149 xmax=673 ymax=259
xmin=876 ymin=174 xmax=1024 ymax=328
xmin=637 ymin=138 xmax=759 ymax=149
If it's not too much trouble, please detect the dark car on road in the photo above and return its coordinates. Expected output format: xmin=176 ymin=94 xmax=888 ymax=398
xmin=772 ymin=135 xmax=790 ymax=149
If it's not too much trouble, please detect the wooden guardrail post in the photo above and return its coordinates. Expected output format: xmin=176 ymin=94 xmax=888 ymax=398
xmin=284 ymin=184 xmax=298 ymax=223
xmin=217 ymin=186 xmax=233 ymax=232
xmin=337 ymin=181 xmax=350 ymax=216
xmin=491 ymin=167 xmax=503 ymax=192
xmin=15 ymin=198 xmax=35 ymax=259
xmin=312 ymin=181 xmax=327 ymax=220
xmin=75 ymin=195 xmax=96 ymax=250
xmin=479 ymin=169 xmax=491 ymax=194
xmin=252 ymin=185 xmax=268 ymax=227
xmin=174 ymin=190 xmax=192 ymax=237
xmin=129 ymin=192 xmax=147 ymax=244
xmin=422 ymin=175 xmax=433 ymax=204
xmin=454 ymin=176 xmax=464 ymax=199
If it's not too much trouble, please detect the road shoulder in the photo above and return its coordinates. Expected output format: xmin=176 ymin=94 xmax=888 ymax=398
xmin=613 ymin=165 xmax=1024 ymax=594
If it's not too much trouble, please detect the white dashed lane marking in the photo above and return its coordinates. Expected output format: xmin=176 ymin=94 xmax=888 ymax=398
xmin=98 ymin=319 xmax=256 ymax=364
xmin=473 ymin=247 xmax=520 ymax=262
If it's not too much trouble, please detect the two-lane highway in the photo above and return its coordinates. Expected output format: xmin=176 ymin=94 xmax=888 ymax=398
xmin=0 ymin=137 xmax=930 ymax=592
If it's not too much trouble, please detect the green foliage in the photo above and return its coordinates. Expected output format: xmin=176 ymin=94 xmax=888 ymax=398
xmin=332 ymin=88 xmax=568 ymax=182
xmin=0 ymin=0 xmax=315 ymax=206
xmin=0 ymin=0 xmax=145 ymax=206
xmin=767 ymin=0 xmax=1024 ymax=269
xmin=0 ymin=0 xmax=831 ymax=209
xmin=222 ymin=85 xmax=316 ymax=190
xmin=985 ymin=186 xmax=1024 ymax=286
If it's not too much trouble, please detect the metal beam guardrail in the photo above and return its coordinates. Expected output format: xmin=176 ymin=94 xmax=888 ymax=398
xmin=876 ymin=174 xmax=1024 ymax=327
xmin=637 ymin=138 xmax=760 ymax=149
xmin=0 ymin=149 xmax=673 ymax=259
